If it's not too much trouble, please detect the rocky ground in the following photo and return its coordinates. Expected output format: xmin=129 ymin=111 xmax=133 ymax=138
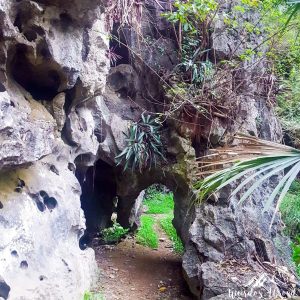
xmin=92 ymin=232 xmax=193 ymax=300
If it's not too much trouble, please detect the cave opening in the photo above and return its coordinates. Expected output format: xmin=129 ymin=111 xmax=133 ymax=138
xmin=9 ymin=44 xmax=62 ymax=101
xmin=76 ymin=158 xmax=117 ymax=239
xmin=109 ymin=24 xmax=130 ymax=66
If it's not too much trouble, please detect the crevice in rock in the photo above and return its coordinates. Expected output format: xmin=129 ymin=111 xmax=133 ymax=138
xmin=0 ymin=277 xmax=10 ymax=300
xmin=110 ymin=25 xmax=130 ymax=66
xmin=13 ymin=12 xmax=22 ymax=33
xmin=20 ymin=260 xmax=28 ymax=269
xmin=253 ymin=237 xmax=270 ymax=262
xmin=0 ymin=82 xmax=6 ymax=92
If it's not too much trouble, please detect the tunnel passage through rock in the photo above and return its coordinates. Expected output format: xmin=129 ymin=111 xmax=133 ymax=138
xmin=76 ymin=158 xmax=117 ymax=235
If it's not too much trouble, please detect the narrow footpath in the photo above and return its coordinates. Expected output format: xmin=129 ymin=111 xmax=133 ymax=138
xmin=93 ymin=230 xmax=193 ymax=300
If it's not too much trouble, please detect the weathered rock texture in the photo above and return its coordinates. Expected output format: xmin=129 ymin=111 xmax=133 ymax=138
xmin=0 ymin=0 xmax=296 ymax=299
xmin=0 ymin=0 xmax=108 ymax=299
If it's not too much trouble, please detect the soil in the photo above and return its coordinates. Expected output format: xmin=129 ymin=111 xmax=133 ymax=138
xmin=92 ymin=228 xmax=194 ymax=300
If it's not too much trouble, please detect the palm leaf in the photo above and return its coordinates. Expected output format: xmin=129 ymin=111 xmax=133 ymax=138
xmin=195 ymin=134 xmax=300 ymax=220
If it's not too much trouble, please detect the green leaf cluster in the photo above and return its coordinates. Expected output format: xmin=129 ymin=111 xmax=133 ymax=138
xmin=162 ymin=0 xmax=217 ymax=33
xmin=115 ymin=114 xmax=166 ymax=172
xmin=101 ymin=223 xmax=129 ymax=243
xmin=196 ymin=151 xmax=300 ymax=225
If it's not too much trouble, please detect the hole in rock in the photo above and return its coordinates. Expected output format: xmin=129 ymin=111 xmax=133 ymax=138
xmin=109 ymin=25 xmax=130 ymax=66
xmin=39 ymin=190 xmax=48 ymax=198
xmin=23 ymin=29 xmax=37 ymax=42
xmin=36 ymin=200 xmax=46 ymax=212
xmin=49 ymin=165 xmax=59 ymax=175
xmin=59 ymin=13 xmax=73 ymax=31
xmin=10 ymin=44 xmax=62 ymax=101
xmin=0 ymin=278 xmax=10 ymax=300
xmin=39 ymin=275 xmax=46 ymax=281
xmin=253 ymin=238 xmax=270 ymax=262
xmin=20 ymin=260 xmax=28 ymax=269
xmin=44 ymin=197 xmax=58 ymax=210
xmin=0 ymin=201 xmax=3 ymax=209
xmin=68 ymin=163 xmax=75 ymax=173
xmin=0 ymin=82 xmax=6 ymax=92
xmin=76 ymin=159 xmax=117 ymax=234
xmin=13 ymin=12 xmax=22 ymax=32
xmin=11 ymin=250 xmax=18 ymax=257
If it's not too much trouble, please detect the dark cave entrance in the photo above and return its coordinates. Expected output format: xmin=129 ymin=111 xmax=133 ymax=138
xmin=76 ymin=158 xmax=117 ymax=237
xmin=109 ymin=24 xmax=130 ymax=66
xmin=8 ymin=44 xmax=64 ymax=101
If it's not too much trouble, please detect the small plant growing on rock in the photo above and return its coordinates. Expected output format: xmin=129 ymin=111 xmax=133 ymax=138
xmin=101 ymin=223 xmax=129 ymax=244
xmin=115 ymin=114 xmax=166 ymax=172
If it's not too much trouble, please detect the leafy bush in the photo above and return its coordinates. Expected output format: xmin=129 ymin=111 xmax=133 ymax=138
xmin=144 ymin=192 xmax=174 ymax=214
xmin=288 ymin=180 xmax=300 ymax=195
xmin=280 ymin=193 xmax=300 ymax=237
xmin=160 ymin=213 xmax=184 ymax=254
xmin=136 ymin=215 xmax=158 ymax=249
xmin=101 ymin=223 xmax=129 ymax=243
xmin=115 ymin=114 xmax=165 ymax=172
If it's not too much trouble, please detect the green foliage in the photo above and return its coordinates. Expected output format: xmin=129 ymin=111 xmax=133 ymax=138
xmin=115 ymin=114 xmax=165 ymax=172
xmin=136 ymin=215 xmax=159 ymax=249
xmin=162 ymin=0 xmax=217 ymax=32
xmin=144 ymin=192 xmax=174 ymax=214
xmin=280 ymin=192 xmax=300 ymax=237
xmin=291 ymin=236 xmax=300 ymax=276
xmin=160 ymin=213 xmax=184 ymax=254
xmin=162 ymin=0 xmax=217 ymax=85
xmin=195 ymin=135 xmax=300 ymax=225
xmin=101 ymin=223 xmax=129 ymax=243
xmin=83 ymin=291 xmax=105 ymax=300
xmin=288 ymin=180 xmax=300 ymax=195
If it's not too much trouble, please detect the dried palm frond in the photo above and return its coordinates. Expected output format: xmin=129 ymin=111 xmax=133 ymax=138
xmin=195 ymin=134 xmax=300 ymax=224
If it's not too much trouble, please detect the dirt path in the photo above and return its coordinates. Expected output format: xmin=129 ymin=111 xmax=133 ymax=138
xmin=92 ymin=230 xmax=193 ymax=300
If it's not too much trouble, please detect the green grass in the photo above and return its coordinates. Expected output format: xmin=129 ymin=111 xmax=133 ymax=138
xmin=136 ymin=188 xmax=184 ymax=253
xmin=83 ymin=291 xmax=105 ymax=300
xmin=144 ymin=192 xmax=174 ymax=214
xmin=136 ymin=215 xmax=158 ymax=249
xmin=160 ymin=213 xmax=184 ymax=254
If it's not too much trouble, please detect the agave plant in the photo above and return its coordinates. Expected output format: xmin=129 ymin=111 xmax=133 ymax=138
xmin=195 ymin=134 xmax=300 ymax=224
xmin=115 ymin=114 xmax=166 ymax=172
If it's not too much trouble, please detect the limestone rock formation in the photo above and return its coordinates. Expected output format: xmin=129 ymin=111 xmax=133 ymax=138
xmin=0 ymin=0 xmax=296 ymax=299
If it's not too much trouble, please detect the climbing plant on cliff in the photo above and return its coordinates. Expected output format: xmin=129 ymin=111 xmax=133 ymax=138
xmin=115 ymin=114 xmax=166 ymax=172
xmin=195 ymin=134 xmax=300 ymax=224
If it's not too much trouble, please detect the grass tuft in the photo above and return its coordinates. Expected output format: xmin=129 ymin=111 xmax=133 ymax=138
xmin=83 ymin=291 xmax=105 ymax=300
xmin=160 ymin=213 xmax=184 ymax=254
xmin=136 ymin=215 xmax=159 ymax=249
